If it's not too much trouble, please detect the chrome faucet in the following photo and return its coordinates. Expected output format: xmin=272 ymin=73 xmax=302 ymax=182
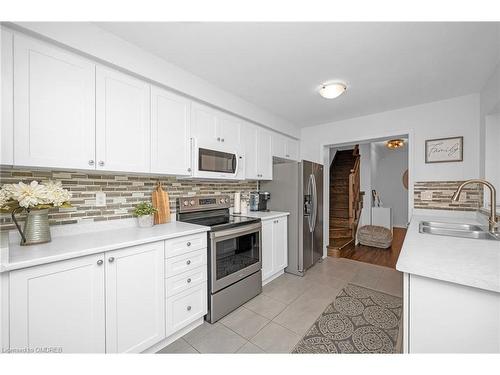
xmin=451 ymin=179 xmax=498 ymax=233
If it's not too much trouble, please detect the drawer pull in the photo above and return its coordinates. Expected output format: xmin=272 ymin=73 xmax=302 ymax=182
xmin=186 ymin=305 xmax=192 ymax=311
xmin=187 ymin=278 xmax=192 ymax=283
xmin=187 ymin=242 xmax=191 ymax=247
xmin=186 ymin=260 xmax=191 ymax=265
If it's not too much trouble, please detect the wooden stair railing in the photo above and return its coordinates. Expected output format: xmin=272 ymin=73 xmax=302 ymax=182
xmin=348 ymin=146 xmax=362 ymax=239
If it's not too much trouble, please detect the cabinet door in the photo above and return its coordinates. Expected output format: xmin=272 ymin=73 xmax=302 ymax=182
xmin=96 ymin=66 xmax=150 ymax=173
xmin=218 ymin=114 xmax=241 ymax=150
xmin=191 ymin=102 xmax=218 ymax=144
xmin=271 ymin=133 xmax=287 ymax=159
xmin=13 ymin=34 xmax=96 ymax=170
xmin=286 ymin=139 xmax=299 ymax=161
xmin=242 ymin=123 xmax=259 ymax=179
xmin=273 ymin=217 xmax=288 ymax=271
xmin=1 ymin=29 xmax=13 ymax=165
xmin=9 ymin=254 xmax=105 ymax=353
xmin=105 ymin=242 xmax=165 ymax=353
xmin=261 ymin=219 xmax=274 ymax=280
xmin=257 ymin=129 xmax=273 ymax=180
xmin=151 ymin=86 xmax=191 ymax=176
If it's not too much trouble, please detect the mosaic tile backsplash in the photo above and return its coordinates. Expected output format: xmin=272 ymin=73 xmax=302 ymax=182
xmin=414 ymin=181 xmax=483 ymax=211
xmin=0 ymin=168 xmax=258 ymax=231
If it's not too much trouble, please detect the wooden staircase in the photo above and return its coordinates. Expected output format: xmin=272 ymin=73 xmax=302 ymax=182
xmin=327 ymin=146 xmax=364 ymax=257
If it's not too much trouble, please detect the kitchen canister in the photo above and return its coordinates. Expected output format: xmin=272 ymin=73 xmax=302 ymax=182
xmin=233 ymin=192 xmax=241 ymax=214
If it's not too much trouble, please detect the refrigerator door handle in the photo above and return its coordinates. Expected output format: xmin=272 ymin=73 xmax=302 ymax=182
xmin=307 ymin=174 xmax=314 ymax=233
xmin=311 ymin=173 xmax=318 ymax=232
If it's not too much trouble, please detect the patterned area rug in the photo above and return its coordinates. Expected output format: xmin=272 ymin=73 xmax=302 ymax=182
xmin=292 ymin=284 xmax=402 ymax=353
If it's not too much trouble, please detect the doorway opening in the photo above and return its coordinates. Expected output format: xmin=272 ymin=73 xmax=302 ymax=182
xmin=326 ymin=135 xmax=410 ymax=268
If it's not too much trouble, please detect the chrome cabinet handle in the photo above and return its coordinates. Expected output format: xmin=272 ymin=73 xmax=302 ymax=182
xmin=186 ymin=242 xmax=191 ymax=247
xmin=221 ymin=138 xmax=224 ymax=142
xmin=108 ymin=257 xmax=115 ymax=263
xmin=88 ymin=160 xmax=95 ymax=166
xmin=187 ymin=278 xmax=192 ymax=283
xmin=186 ymin=260 xmax=191 ymax=265
xmin=217 ymin=137 xmax=221 ymax=141
xmin=98 ymin=161 xmax=105 ymax=167
xmin=187 ymin=168 xmax=192 ymax=172
xmin=97 ymin=260 xmax=103 ymax=266
xmin=186 ymin=305 xmax=192 ymax=311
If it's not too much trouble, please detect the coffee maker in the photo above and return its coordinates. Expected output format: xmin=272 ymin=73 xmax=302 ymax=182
xmin=249 ymin=191 xmax=271 ymax=211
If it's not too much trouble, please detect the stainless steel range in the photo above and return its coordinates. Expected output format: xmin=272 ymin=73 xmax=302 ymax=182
xmin=176 ymin=195 xmax=262 ymax=323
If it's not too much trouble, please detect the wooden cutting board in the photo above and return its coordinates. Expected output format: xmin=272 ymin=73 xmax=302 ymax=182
xmin=152 ymin=181 xmax=170 ymax=224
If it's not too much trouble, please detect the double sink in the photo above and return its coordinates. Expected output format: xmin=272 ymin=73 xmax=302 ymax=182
xmin=419 ymin=221 xmax=500 ymax=241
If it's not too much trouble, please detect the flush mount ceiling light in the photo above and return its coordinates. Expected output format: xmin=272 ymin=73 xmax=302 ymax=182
xmin=318 ymin=82 xmax=347 ymax=99
xmin=386 ymin=139 xmax=405 ymax=150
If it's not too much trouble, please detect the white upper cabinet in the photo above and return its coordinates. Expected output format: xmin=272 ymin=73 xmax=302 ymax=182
xmin=105 ymin=242 xmax=165 ymax=353
xmin=286 ymin=138 xmax=299 ymax=161
xmin=271 ymin=132 xmax=299 ymax=161
xmin=217 ymin=113 xmax=241 ymax=149
xmin=271 ymin=133 xmax=287 ymax=159
xmin=151 ymin=86 xmax=191 ymax=176
xmin=191 ymin=103 xmax=241 ymax=151
xmin=1 ymin=28 xmax=13 ymax=165
xmin=257 ymin=129 xmax=273 ymax=179
xmin=242 ymin=123 xmax=272 ymax=180
xmin=96 ymin=66 xmax=151 ymax=173
xmin=9 ymin=253 xmax=106 ymax=353
xmin=13 ymin=34 xmax=96 ymax=169
xmin=191 ymin=102 xmax=218 ymax=144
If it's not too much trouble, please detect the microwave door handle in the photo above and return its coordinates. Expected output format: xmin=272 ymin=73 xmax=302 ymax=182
xmin=233 ymin=153 xmax=239 ymax=176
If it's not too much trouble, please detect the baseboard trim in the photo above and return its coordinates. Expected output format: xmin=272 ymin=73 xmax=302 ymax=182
xmin=262 ymin=269 xmax=284 ymax=286
xmin=142 ymin=317 xmax=204 ymax=353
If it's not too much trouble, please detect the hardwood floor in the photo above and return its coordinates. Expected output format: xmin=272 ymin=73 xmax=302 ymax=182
xmin=341 ymin=227 xmax=407 ymax=269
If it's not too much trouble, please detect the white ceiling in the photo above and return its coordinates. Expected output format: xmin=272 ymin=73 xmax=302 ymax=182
xmin=95 ymin=22 xmax=500 ymax=128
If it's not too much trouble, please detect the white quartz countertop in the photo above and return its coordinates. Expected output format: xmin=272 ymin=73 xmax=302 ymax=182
xmin=234 ymin=211 xmax=290 ymax=220
xmin=0 ymin=221 xmax=209 ymax=273
xmin=396 ymin=214 xmax=500 ymax=293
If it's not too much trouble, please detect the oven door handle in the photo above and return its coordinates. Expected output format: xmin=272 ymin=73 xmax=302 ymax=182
xmin=210 ymin=222 xmax=262 ymax=240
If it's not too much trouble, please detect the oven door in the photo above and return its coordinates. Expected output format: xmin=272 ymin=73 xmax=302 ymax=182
xmin=209 ymin=223 xmax=262 ymax=293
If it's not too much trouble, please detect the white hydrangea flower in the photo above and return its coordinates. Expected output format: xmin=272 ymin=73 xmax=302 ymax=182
xmin=44 ymin=180 xmax=72 ymax=207
xmin=9 ymin=181 xmax=49 ymax=208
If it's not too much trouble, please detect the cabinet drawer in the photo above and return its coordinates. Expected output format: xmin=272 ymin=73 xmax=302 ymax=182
xmin=166 ymin=266 xmax=207 ymax=298
xmin=166 ymin=282 xmax=207 ymax=335
xmin=165 ymin=248 xmax=207 ymax=277
xmin=165 ymin=233 xmax=207 ymax=258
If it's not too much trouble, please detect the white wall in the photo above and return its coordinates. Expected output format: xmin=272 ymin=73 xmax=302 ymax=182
xmin=301 ymin=94 xmax=480 ymax=183
xmin=370 ymin=143 xmax=409 ymax=227
xmin=7 ymin=22 xmax=299 ymax=139
xmin=480 ymin=63 xmax=500 ymax=179
xmin=484 ymin=113 xmax=500 ymax=209
xmin=358 ymin=143 xmax=372 ymax=230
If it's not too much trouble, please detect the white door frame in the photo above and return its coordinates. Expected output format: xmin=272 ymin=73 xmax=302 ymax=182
xmin=320 ymin=129 xmax=414 ymax=258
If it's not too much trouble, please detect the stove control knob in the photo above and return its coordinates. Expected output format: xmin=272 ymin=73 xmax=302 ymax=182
xmin=224 ymin=198 xmax=229 ymax=203
xmin=183 ymin=200 xmax=189 ymax=206
xmin=190 ymin=200 xmax=196 ymax=206
xmin=220 ymin=198 xmax=224 ymax=204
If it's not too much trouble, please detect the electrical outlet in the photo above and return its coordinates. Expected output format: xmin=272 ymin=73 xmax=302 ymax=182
xmin=420 ymin=191 xmax=433 ymax=201
xmin=95 ymin=191 xmax=106 ymax=207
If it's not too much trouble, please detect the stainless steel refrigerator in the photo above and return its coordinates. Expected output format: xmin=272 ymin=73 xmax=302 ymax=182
xmin=261 ymin=160 xmax=323 ymax=276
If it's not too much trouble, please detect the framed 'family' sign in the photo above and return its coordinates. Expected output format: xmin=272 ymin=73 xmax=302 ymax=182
xmin=425 ymin=136 xmax=463 ymax=163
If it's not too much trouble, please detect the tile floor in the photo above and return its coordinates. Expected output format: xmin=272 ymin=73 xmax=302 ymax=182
xmin=157 ymin=257 xmax=403 ymax=354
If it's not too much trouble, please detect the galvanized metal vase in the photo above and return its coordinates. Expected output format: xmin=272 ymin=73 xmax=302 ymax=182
xmin=11 ymin=208 xmax=51 ymax=246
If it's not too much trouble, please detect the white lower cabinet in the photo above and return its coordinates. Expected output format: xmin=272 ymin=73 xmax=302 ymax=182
xmin=9 ymin=253 xmax=106 ymax=353
xmin=164 ymin=233 xmax=208 ymax=336
xmin=9 ymin=241 xmax=169 ymax=353
xmin=261 ymin=216 xmax=288 ymax=284
xmin=104 ymin=242 xmax=165 ymax=353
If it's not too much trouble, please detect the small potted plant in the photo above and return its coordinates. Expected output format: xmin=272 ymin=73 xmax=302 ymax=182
xmin=133 ymin=202 xmax=157 ymax=228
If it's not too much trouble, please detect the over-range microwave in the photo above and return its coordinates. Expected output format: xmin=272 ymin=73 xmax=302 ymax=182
xmin=190 ymin=139 xmax=245 ymax=180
